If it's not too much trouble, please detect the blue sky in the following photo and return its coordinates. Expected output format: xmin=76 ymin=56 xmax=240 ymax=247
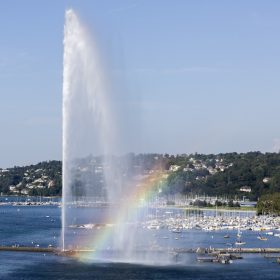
xmin=0 ymin=0 xmax=280 ymax=167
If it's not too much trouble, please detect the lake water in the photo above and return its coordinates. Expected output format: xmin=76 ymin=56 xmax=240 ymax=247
xmin=0 ymin=205 xmax=280 ymax=279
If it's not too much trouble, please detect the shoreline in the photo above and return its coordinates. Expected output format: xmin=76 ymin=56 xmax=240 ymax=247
xmin=178 ymin=206 xmax=256 ymax=213
xmin=0 ymin=203 xmax=256 ymax=212
xmin=0 ymin=196 xmax=256 ymax=213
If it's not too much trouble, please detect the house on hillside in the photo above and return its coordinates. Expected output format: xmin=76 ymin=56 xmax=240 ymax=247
xmin=263 ymin=177 xmax=271 ymax=184
xmin=21 ymin=189 xmax=29 ymax=195
xmin=240 ymin=186 xmax=252 ymax=193
xmin=9 ymin=185 xmax=20 ymax=193
xmin=169 ymin=165 xmax=180 ymax=172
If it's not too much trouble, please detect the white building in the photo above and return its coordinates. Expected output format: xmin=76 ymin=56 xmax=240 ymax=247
xmin=9 ymin=185 xmax=20 ymax=193
xmin=21 ymin=189 xmax=29 ymax=195
xmin=263 ymin=177 xmax=271 ymax=184
xmin=169 ymin=165 xmax=180 ymax=172
xmin=240 ymin=186 xmax=252 ymax=193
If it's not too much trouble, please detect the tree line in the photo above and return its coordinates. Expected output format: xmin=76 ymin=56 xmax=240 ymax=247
xmin=0 ymin=152 xmax=279 ymax=200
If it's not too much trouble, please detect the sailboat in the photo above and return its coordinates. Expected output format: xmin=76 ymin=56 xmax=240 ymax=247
xmin=235 ymin=239 xmax=246 ymax=246
xmin=257 ymin=234 xmax=267 ymax=241
xmin=235 ymin=225 xmax=246 ymax=246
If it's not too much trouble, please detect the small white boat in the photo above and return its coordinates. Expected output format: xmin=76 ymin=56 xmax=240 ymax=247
xmin=172 ymin=228 xmax=182 ymax=233
xmin=235 ymin=240 xmax=246 ymax=246
xmin=257 ymin=235 xmax=267 ymax=241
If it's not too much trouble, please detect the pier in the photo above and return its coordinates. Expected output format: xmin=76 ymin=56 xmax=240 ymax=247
xmin=175 ymin=247 xmax=280 ymax=254
xmin=1 ymin=246 xmax=280 ymax=255
xmin=0 ymin=246 xmax=56 ymax=253
xmin=213 ymin=248 xmax=280 ymax=254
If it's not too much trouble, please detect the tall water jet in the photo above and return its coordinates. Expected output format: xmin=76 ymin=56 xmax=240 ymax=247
xmin=62 ymin=9 xmax=172 ymax=264
xmin=62 ymin=9 xmax=116 ymax=251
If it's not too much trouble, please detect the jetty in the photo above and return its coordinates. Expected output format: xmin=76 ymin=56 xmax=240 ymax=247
xmin=174 ymin=247 xmax=280 ymax=254
xmin=1 ymin=246 xmax=280 ymax=255
xmin=213 ymin=248 xmax=280 ymax=254
xmin=0 ymin=246 xmax=56 ymax=253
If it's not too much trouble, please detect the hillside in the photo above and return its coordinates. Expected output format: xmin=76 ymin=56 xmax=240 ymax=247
xmin=0 ymin=152 xmax=279 ymax=199
xmin=166 ymin=152 xmax=280 ymax=200
xmin=0 ymin=161 xmax=62 ymax=196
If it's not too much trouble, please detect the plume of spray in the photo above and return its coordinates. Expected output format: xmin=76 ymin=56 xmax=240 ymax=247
xmin=62 ymin=9 xmax=172 ymax=264
xmin=62 ymin=9 xmax=117 ymax=250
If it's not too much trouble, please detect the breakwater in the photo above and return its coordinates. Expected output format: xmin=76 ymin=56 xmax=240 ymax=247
xmin=175 ymin=247 xmax=280 ymax=254
xmin=214 ymin=247 xmax=280 ymax=253
xmin=0 ymin=246 xmax=56 ymax=253
xmin=1 ymin=246 xmax=280 ymax=255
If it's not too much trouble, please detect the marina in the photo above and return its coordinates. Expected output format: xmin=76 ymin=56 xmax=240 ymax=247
xmin=138 ymin=208 xmax=280 ymax=234
xmin=1 ymin=199 xmax=280 ymax=279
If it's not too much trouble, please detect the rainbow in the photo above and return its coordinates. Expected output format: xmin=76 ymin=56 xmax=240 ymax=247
xmin=77 ymin=168 xmax=169 ymax=261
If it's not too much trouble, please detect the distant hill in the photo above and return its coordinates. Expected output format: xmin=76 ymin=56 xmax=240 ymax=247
xmin=0 ymin=161 xmax=62 ymax=196
xmin=165 ymin=152 xmax=280 ymax=200
xmin=0 ymin=152 xmax=279 ymax=199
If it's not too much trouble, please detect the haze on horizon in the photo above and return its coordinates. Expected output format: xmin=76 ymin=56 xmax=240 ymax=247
xmin=0 ymin=0 xmax=280 ymax=168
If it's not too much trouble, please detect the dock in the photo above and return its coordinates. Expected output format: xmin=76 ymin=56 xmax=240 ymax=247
xmin=212 ymin=248 xmax=280 ymax=254
xmin=1 ymin=246 xmax=280 ymax=255
xmin=172 ymin=247 xmax=280 ymax=254
xmin=0 ymin=246 xmax=56 ymax=253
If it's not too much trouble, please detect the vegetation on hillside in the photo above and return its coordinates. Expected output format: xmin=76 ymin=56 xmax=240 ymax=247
xmin=0 ymin=161 xmax=61 ymax=196
xmin=0 ymin=152 xmax=279 ymax=200
xmin=257 ymin=193 xmax=280 ymax=215
xmin=164 ymin=152 xmax=280 ymax=200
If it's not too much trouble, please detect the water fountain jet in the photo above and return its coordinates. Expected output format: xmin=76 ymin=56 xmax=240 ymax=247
xmin=62 ymin=9 xmax=172 ymax=264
